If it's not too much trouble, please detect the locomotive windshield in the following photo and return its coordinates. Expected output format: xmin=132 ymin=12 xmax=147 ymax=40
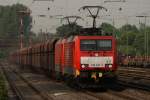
xmin=97 ymin=40 xmax=112 ymax=50
xmin=80 ymin=40 xmax=112 ymax=51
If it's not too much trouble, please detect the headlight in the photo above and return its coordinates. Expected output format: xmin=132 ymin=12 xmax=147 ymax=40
xmin=109 ymin=65 xmax=112 ymax=68
xmin=81 ymin=64 xmax=85 ymax=68
xmin=81 ymin=64 xmax=88 ymax=68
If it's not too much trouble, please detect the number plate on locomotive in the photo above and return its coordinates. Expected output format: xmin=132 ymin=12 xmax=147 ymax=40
xmin=89 ymin=64 xmax=102 ymax=67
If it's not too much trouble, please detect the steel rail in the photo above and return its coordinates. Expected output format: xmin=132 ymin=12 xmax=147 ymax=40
xmin=13 ymin=70 xmax=54 ymax=100
xmin=2 ymin=65 xmax=53 ymax=100
xmin=84 ymin=90 xmax=139 ymax=100
xmin=2 ymin=67 xmax=24 ymax=100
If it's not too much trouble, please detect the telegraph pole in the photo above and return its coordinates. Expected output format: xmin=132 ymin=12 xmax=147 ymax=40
xmin=18 ymin=10 xmax=31 ymax=49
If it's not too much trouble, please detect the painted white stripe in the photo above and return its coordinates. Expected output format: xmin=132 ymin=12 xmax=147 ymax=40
xmin=81 ymin=57 xmax=113 ymax=64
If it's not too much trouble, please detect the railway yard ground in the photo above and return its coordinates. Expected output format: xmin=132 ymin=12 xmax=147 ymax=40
xmin=0 ymin=61 xmax=150 ymax=100
xmin=1 ymin=0 xmax=150 ymax=100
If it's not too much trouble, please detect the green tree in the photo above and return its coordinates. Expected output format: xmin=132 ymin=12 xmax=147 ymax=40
xmin=119 ymin=24 xmax=139 ymax=34
xmin=56 ymin=23 xmax=82 ymax=36
xmin=0 ymin=4 xmax=32 ymax=39
xmin=101 ymin=23 xmax=120 ymax=37
xmin=0 ymin=4 xmax=32 ymax=58
xmin=133 ymin=32 xmax=144 ymax=55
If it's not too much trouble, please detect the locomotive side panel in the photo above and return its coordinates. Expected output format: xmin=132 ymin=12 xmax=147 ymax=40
xmin=63 ymin=42 xmax=74 ymax=76
xmin=55 ymin=40 xmax=63 ymax=78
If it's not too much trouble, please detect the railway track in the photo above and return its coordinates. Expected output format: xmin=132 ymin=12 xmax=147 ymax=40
xmin=82 ymin=83 xmax=150 ymax=100
xmin=1 ymin=63 xmax=99 ymax=100
xmin=118 ymin=67 xmax=150 ymax=74
xmin=85 ymin=90 xmax=140 ymax=100
xmin=119 ymin=67 xmax=150 ymax=78
xmin=1 ymin=65 xmax=53 ymax=100
xmin=118 ymin=67 xmax=150 ymax=81
xmin=80 ymin=67 xmax=150 ymax=100
xmin=1 ymin=62 xmax=150 ymax=100
xmin=117 ymin=67 xmax=150 ymax=92
xmin=73 ymin=79 xmax=150 ymax=100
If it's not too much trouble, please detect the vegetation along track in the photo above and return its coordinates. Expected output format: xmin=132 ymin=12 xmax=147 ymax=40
xmin=1 ymin=65 xmax=53 ymax=100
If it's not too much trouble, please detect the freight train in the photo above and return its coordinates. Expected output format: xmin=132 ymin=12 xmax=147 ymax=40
xmin=119 ymin=55 xmax=150 ymax=67
xmin=10 ymin=31 xmax=117 ymax=84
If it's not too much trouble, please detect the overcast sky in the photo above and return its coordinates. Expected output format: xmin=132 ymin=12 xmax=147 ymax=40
xmin=0 ymin=0 xmax=150 ymax=33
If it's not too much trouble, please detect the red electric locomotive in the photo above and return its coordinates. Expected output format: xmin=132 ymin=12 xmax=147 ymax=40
xmin=55 ymin=35 xmax=117 ymax=82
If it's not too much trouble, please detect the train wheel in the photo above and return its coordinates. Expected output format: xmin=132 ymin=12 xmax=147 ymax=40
xmin=105 ymin=75 xmax=118 ymax=84
xmin=111 ymin=75 xmax=118 ymax=83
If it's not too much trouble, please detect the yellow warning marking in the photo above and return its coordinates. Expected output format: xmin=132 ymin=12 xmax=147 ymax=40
xmin=91 ymin=73 xmax=96 ymax=79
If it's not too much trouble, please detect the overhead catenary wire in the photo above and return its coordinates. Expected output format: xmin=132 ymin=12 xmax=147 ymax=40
xmin=104 ymin=0 xmax=126 ymax=3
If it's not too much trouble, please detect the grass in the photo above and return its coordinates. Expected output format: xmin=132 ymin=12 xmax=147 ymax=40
xmin=0 ymin=71 xmax=7 ymax=100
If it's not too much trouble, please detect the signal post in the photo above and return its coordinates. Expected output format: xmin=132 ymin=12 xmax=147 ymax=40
xmin=18 ymin=10 xmax=31 ymax=49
